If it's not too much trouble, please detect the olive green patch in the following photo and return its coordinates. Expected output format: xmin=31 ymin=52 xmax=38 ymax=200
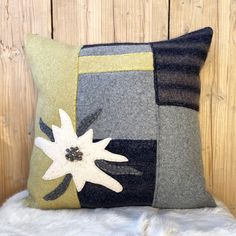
xmin=25 ymin=34 xmax=81 ymax=209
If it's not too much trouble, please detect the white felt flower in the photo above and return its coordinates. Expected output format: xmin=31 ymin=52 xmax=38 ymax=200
xmin=35 ymin=109 xmax=128 ymax=193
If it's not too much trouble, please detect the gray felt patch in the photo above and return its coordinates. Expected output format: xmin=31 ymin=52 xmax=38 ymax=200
xmin=80 ymin=44 xmax=151 ymax=56
xmin=77 ymin=71 xmax=157 ymax=140
xmin=152 ymin=106 xmax=216 ymax=208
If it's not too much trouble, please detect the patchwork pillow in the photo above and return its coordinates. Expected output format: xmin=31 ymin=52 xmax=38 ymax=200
xmin=25 ymin=27 xmax=216 ymax=209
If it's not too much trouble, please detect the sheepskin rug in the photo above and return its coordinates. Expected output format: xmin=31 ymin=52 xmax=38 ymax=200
xmin=0 ymin=191 xmax=236 ymax=236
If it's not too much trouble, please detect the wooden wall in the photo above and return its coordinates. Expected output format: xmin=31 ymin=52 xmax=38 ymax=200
xmin=0 ymin=0 xmax=235 ymax=216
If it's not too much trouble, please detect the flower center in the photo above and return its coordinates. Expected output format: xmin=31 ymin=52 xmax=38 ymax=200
xmin=65 ymin=146 xmax=83 ymax=162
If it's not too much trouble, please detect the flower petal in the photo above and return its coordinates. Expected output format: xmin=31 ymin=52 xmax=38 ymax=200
xmin=35 ymin=137 xmax=58 ymax=161
xmin=72 ymin=174 xmax=86 ymax=192
xmin=93 ymin=138 xmax=111 ymax=150
xmin=52 ymin=126 xmax=78 ymax=149
xmin=97 ymin=150 xmax=128 ymax=162
xmin=51 ymin=110 xmax=78 ymax=146
xmin=51 ymin=125 xmax=64 ymax=144
xmin=78 ymin=129 xmax=93 ymax=145
xmin=87 ymin=167 xmax=123 ymax=193
xmin=59 ymin=109 xmax=75 ymax=132
xmin=42 ymin=162 xmax=66 ymax=180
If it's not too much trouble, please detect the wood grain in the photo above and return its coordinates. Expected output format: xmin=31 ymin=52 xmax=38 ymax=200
xmin=0 ymin=0 xmax=51 ymax=205
xmin=211 ymin=0 xmax=236 ymax=216
xmin=169 ymin=0 xmax=236 ymax=216
xmin=52 ymin=0 xmax=168 ymax=45
xmin=0 ymin=0 xmax=236 ymax=217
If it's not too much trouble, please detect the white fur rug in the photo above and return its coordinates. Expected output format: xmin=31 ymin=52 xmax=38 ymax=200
xmin=0 ymin=191 xmax=236 ymax=236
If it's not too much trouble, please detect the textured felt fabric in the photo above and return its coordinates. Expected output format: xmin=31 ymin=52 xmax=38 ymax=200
xmin=78 ymin=52 xmax=153 ymax=73
xmin=77 ymin=71 xmax=157 ymax=140
xmin=26 ymin=27 xmax=216 ymax=209
xmin=80 ymin=44 xmax=151 ymax=56
xmin=151 ymin=28 xmax=212 ymax=111
xmin=25 ymin=34 xmax=81 ymax=209
xmin=152 ymin=106 xmax=216 ymax=208
xmin=78 ymin=140 xmax=157 ymax=208
xmin=76 ymin=27 xmax=215 ymax=209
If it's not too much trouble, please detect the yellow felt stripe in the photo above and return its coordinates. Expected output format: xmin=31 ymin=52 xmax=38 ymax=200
xmin=25 ymin=34 xmax=81 ymax=209
xmin=78 ymin=52 xmax=153 ymax=74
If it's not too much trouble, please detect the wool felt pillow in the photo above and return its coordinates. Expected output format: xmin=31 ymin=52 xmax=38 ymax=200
xmin=25 ymin=27 xmax=216 ymax=209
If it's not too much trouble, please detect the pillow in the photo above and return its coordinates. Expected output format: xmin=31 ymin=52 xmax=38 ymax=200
xmin=25 ymin=27 xmax=216 ymax=209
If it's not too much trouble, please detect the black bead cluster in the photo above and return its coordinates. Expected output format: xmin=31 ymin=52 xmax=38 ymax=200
xmin=65 ymin=146 xmax=83 ymax=162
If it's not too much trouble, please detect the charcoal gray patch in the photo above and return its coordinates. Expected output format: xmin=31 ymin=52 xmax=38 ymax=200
xmin=95 ymin=160 xmax=143 ymax=176
xmin=77 ymin=108 xmax=102 ymax=136
xmin=43 ymin=174 xmax=72 ymax=201
xmin=39 ymin=118 xmax=54 ymax=142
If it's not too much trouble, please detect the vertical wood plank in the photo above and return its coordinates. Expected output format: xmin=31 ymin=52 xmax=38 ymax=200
xmin=170 ymin=0 xmax=236 ymax=216
xmin=53 ymin=0 xmax=114 ymax=45
xmin=113 ymin=0 xmax=168 ymax=42
xmin=211 ymin=0 xmax=236 ymax=216
xmin=53 ymin=0 xmax=168 ymax=45
xmin=0 ymin=0 xmax=51 ymax=205
xmin=143 ymin=0 xmax=169 ymax=41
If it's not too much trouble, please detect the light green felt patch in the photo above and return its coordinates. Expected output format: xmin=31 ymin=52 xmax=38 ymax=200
xmin=25 ymin=34 xmax=81 ymax=209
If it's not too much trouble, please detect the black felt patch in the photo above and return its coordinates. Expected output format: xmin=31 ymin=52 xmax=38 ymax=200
xmin=151 ymin=27 xmax=213 ymax=111
xmin=78 ymin=139 xmax=156 ymax=208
